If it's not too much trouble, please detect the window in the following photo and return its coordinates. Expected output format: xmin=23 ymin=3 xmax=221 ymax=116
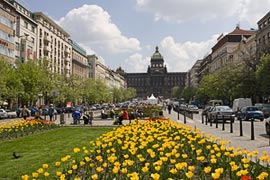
xmin=24 ymin=21 xmax=28 ymax=29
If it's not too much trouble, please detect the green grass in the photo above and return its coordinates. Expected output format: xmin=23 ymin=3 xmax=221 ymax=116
xmin=0 ymin=127 xmax=113 ymax=180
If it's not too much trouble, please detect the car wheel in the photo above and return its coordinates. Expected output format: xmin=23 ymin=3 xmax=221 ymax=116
xmin=266 ymin=123 xmax=270 ymax=135
xmin=260 ymin=118 xmax=264 ymax=122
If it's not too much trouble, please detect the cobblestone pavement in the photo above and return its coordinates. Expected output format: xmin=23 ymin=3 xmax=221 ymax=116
xmin=162 ymin=109 xmax=270 ymax=157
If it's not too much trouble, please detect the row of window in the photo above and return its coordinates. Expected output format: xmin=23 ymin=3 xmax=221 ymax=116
xmin=0 ymin=30 xmax=14 ymax=43
xmin=0 ymin=45 xmax=14 ymax=58
xmin=0 ymin=15 xmax=13 ymax=28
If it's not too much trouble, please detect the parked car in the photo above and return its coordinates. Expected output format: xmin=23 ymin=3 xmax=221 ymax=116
xmin=237 ymin=106 xmax=264 ymax=121
xmin=208 ymin=106 xmax=234 ymax=123
xmin=0 ymin=109 xmax=8 ymax=119
xmin=187 ymin=105 xmax=199 ymax=114
xmin=6 ymin=109 xmax=17 ymax=118
xmin=255 ymin=103 xmax=270 ymax=118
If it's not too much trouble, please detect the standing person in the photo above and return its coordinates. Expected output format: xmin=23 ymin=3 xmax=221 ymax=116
xmin=123 ymin=109 xmax=130 ymax=124
xmin=34 ymin=107 xmax=43 ymax=120
xmin=21 ymin=105 xmax=29 ymax=120
xmin=72 ymin=110 xmax=81 ymax=124
xmin=48 ymin=104 xmax=54 ymax=121
xmin=167 ymin=104 xmax=172 ymax=114
xmin=117 ymin=109 xmax=124 ymax=125
xmin=110 ymin=108 xmax=115 ymax=119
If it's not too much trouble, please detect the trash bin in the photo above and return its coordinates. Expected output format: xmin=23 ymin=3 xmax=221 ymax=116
xmin=60 ymin=113 xmax=65 ymax=124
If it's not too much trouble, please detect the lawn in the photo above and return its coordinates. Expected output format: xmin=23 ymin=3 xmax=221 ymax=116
xmin=0 ymin=127 xmax=113 ymax=180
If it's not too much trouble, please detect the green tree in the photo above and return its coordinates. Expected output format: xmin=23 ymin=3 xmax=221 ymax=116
xmin=256 ymin=54 xmax=270 ymax=101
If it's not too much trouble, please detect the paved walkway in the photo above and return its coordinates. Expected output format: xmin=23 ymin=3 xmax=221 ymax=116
xmin=163 ymin=109 xmax=270 ymax=157
xmin=52 ymin=110 xmax=270 ymax=157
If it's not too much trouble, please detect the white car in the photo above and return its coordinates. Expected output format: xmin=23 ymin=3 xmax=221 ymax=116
xmin=6 ymin=109 xmax=17 ymax=118
xmin=0 ymin=109 xmax=8 ymax=119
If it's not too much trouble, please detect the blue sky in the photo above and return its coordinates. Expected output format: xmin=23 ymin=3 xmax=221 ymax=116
xmin=18 ymin=0 xmax=270 ymax=73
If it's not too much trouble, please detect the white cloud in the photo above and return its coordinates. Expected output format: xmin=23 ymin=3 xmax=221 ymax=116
xmin=58 ymin=4 xmax=141 ymax=54
xmin=159 ymin=35 xmax=219 ymax=72
xmin=124 ymin=53 xmax=150 ymax=73
xmin=135 ymin=0 xmax=270 ymax=25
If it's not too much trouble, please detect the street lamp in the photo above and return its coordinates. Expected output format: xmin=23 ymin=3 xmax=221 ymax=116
xmin=38 ymin=93 xmax=43 ymax=107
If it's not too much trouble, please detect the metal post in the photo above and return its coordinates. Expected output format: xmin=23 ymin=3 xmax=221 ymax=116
xmin=251 ymin=118 xmax=255 ymax=140
xmin=178 ymin=111 xmax=179 ymax=120
xmin=205 ymin=115 xmax=208 ymax=125
xmin=210 ymin=116 xmax=212 ymax=126
xmin=184 ymin=111 xmax=186 ymax=124
xmin=230 ymin=117 xmax=233 ymax=133
xmin=201 ymin=114 xmax=204 ymax=124
xmin=215 ymin=117 xmax=218 ymax=128
xmin=222 ymin=115 xmax=225 ymax=131
xmin=239 ymin=118 xmax=243 ymax=136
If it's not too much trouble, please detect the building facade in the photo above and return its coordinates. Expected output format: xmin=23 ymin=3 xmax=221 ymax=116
xmin=87 ymin=54 xmax=125 ymax=89
xmin=210 ymin=26 xmax=255 ymax=73
xmin=0 ymin=0 xmax=15 ymax=64
xmin=187 ymin=59 xmax=202 ymax=88
xmin=33 ymin=12 xmax=72 ymax=77
xmin=8 ymin=0 xmax=37 ymax=63
xmin=123 ymin=47 xmax=186 ymax=98
xmin=71 ymin=40 xmax=89 ymax=80
xmin=256 ymin=11 xmax=270 ymax=59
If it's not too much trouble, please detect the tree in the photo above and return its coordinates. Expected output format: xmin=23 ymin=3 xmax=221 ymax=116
xmin=256 ymin=54 xmax=270 ymax=102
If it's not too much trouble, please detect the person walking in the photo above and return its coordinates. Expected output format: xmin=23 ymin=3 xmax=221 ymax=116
xmin=34 ymin=107 xmax=43 ymax=120
xmin=72 ymin=110 xmax=81 ymax=124
xmin=48 ymin=104 xmax=54 ymax=121
xmin=123 ymin=109 xmax=130 ymax=124
xmin=21 ymin=105 xmax=29 ymax=120
xmin=167 ymin=104 xmax=172 ymax=114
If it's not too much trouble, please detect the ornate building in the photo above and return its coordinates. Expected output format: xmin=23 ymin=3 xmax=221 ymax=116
xmin=123 ymin=46 xmax=186 ymax=98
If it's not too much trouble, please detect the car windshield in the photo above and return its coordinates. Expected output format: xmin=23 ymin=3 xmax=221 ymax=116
xmin=246 ymin=107 xmax=259 ymax=111
xmin=216 ymin=106 xmax=231 ymax=111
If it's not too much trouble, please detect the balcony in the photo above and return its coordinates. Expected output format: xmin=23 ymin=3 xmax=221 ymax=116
xmin=44 ymin=35 xmax=51 ymax=42
xmin=64 ymin=47 xmax=71 ymax=54
xmin=43 ymin=45 xmax=51 ymax=52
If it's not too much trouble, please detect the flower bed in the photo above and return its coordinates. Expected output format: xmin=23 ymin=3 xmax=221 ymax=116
xmin=21 ymin=119 xmax=270 ymax=180
xmin=0 ymin=119 xmax=59 ymax=140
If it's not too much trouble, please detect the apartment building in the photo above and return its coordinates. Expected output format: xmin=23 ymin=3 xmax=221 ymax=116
xmin=71 ymin=40 xmax=89 ymax=80
xmin=210 ymin=26 xmax=255 ymax=73
xmin=87 ymin=54 xmax=125 ymax=89
xmin=33 ymin=12 xmax=72 ymax=77
xmin=0 ymin=0 xmax=15 ymax=64
xmin=186 ymin=59 xmax=202 ymax=88
xmin=7 ymin=0 xmax=37 ymax=63
xmin=256 ymin=11 xmax=270 ymax=59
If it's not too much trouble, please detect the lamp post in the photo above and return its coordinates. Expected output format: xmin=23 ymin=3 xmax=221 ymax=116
xmin=38 ymin=93 xmax=43 ymax=107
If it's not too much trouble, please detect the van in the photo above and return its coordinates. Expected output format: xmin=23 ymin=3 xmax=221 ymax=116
xmin=232 ymin=98 xmax=252 ymax=112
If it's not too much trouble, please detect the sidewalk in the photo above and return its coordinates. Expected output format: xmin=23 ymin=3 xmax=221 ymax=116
xmin=163 ymin=109 xmax=270 ymax=157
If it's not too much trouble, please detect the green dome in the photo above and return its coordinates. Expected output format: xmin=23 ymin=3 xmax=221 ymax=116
xmin=152 ymin=46 xmax=163 ymax=59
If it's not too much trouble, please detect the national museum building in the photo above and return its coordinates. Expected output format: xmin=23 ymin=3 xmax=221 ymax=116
xmin=122 ymin=46 xmax=186 ymax=98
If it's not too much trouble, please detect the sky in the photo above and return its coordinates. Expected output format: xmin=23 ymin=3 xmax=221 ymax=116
xmin=17 ymin=0 xmax=270 ymax=73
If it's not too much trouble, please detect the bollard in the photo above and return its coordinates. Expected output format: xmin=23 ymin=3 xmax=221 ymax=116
xmin=210 ymin=116 xmax=212 ymax=127
xmin=68 ymin=112 xmax=70 ymax=118
xmin=55 ymin=113 xmax=57 ymax=121
xmin=222 ymin=115 xmax=225 ymax=131
xmin=184 ymin=111 xmax=186 ymax=124
xmin=230 ymin=117 xmax=233 ymax=133
xmin=251 ymin=118 xmax=255 ymax=140
xmin=191 ymin=112 xmax=193 ymax=120
xmin=205 ymin=115 xmax=208 ymax=125
xmin=215 ymin=117 xmax=218 ymax=128
xmin=239 ymin=117 xmax=243 ymax=136
xmin=178 ymin=111 xmax=179 ymax=120
xmin=201 ymin=114 xmax=204 ymax=124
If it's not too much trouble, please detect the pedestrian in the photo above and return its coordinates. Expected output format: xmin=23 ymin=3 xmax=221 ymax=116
xmin=21 ymin=105 xmax=29 ymax=120
xmin=34 ymin=107 xmax=43 ymax=120
xmin=123 ymin=109 xmax=130 ymax=123
xmin=110 ymin=108 xmax=115 ymax=119
xmin=117 ymin=109 xmax=124 ymax=125
xmin=48 ymin=104 xmax=54 ymax=121
xmin=72 ymin=110 xmax=81 ymax=124
xmin=167 ymin=104 xmax=172 ymax=114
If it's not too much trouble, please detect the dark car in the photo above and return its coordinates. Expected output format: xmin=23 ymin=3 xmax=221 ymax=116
xmin=63 ymin=106 xmax=75 ymax=113
xmin=237 ymin=106 xmax=264 ymax=121
xmin=55 ymin=107 xmax=64 ymax=114
xmin=255 ymin=103 xmax=270 ymax=118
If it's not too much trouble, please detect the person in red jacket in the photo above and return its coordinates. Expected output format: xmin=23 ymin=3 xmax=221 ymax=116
xmin=122 ymin=109 xmax=130 ymax=123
